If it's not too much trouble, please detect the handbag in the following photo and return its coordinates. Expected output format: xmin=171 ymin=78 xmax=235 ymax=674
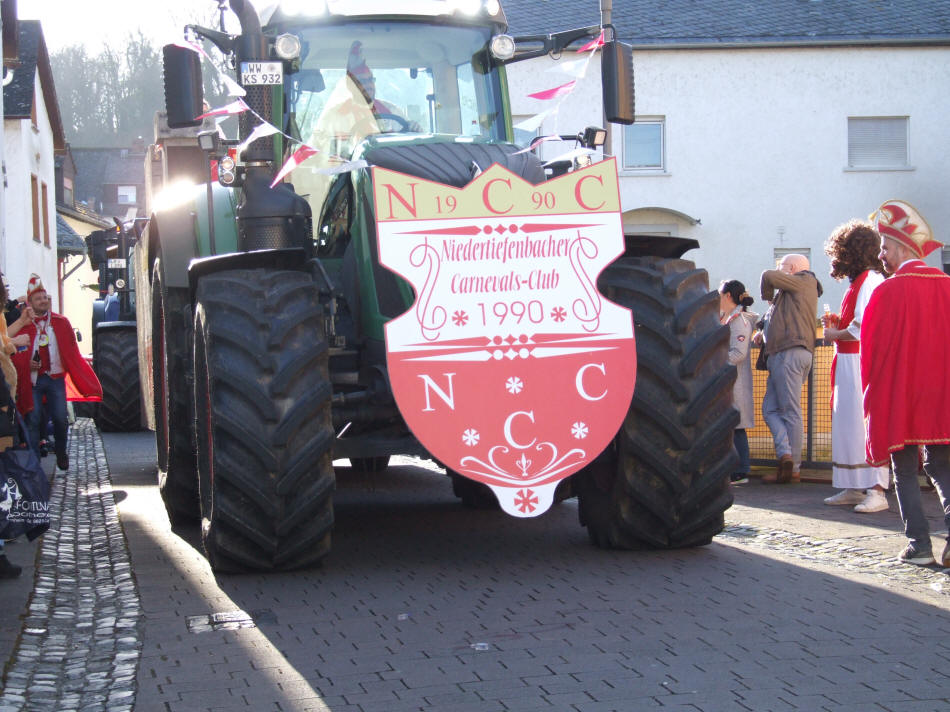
xmin=755 ymin=347 xmax=768 ymax=372
xmin=0 ymin=404 xmax=50 ymax=542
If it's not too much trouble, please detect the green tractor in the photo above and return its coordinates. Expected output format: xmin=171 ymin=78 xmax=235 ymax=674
xmin=138 ymin=0 xmax=737 ymax=572
xmin=84 ymin=220 xmax=143 ymax=432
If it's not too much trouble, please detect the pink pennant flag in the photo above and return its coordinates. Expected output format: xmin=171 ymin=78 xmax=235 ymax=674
xmin=512 ymin=134 xmax=561 ymax=155
xmin=578 ymin=31 xmax=605 ymax=53
xmin=270 ymin=145 xmax=319 ymax=188
xmin=196 ymin=99 xmax=249 ymax=120
xmin=527 ymin=80 xmax=576 ymax=101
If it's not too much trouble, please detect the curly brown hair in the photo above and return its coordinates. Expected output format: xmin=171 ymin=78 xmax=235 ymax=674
xmin=824 ymin=219 xmax=885 ymax=281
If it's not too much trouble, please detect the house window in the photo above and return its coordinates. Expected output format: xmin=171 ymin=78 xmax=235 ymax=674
xmin=41 ymin=182 xmax=50 ymax=247
xmin=847 ymin=117 xmax=908 ymax=168
xmin=623 ymin=118 xmax=665 ymax=171
xmin=64 ymin=177 xmax=74 ymax=206
xmin=773 ymin=247 xmax=811 ymax=268
xmin=31 ymin=175 xmax=40 ymax=242
xmin=117 ymin=185 xmax=137 ymax=204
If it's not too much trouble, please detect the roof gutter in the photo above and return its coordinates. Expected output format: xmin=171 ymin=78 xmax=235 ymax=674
xmin=624 ymin=37 xmax=950 ymax=51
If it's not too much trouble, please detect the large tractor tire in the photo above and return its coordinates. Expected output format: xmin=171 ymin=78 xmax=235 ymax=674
xmin=93 ymin=328 xmax=142 ymax=432
xmin=152 ymin=259 xmax=199 ymax=524
xmin=574 ymin=256 xmax=738 ymax=549
xmin=193 ymin=268 xmax=335 ymax=572
xmin=450 ymin=472 xmax=498 ymax=509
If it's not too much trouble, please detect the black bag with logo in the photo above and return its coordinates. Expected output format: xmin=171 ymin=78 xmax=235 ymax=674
xmin=0 ymin=391 xmax=50 ymax=541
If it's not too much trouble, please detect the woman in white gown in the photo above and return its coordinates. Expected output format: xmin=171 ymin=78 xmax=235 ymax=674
xmin=821 ymin=220 xmax=889 ymax=513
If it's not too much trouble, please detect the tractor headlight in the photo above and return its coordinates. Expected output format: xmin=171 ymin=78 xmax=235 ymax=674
xmin=219 ymin=155 xmax=237 ymax=186
xmin=490 ymin=34 xmax=515 ymax=61
xmin=274 ymin=33 xmax=301 ymax=60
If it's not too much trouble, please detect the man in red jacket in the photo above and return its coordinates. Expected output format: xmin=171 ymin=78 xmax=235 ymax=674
xmin=861 ymin=200 xmax=950 ymax=567
xmin=9 ymin=274 xmax=101 ymax=471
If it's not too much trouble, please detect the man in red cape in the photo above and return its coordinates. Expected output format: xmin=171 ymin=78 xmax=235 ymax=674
xmin=9 ymin=274 xmax=101 ymax=471
xmin=861 ymin=200 xmax=950 ymax=567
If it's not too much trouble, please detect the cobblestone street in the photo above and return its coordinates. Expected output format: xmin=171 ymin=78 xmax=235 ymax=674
xmin=2 ymin=423 xmax=950 ymax=711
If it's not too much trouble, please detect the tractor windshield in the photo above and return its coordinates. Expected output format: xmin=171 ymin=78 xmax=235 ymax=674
xmin=285 ymin=21 xmax=506 ymax=212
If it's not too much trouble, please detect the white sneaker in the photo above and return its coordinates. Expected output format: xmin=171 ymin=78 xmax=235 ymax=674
xmin=854 ymin=489 xmax=888 ymax=513
xmin=823 ymin=489 xmax=865 ymax=506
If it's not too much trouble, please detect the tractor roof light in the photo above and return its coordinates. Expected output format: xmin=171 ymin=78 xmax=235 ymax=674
xmin=451 ymin=0 xmax=481 ymax=16
xmin=581 ymin=126 xmax=607 ymax=149
xmin=274 ymin=33 xmax=302 ymax=60
xmin=489 ymin=34 xmax=515 ymax=61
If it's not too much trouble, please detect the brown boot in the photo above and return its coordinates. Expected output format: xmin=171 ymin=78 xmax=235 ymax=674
xmin=777 ymin=454 xmax=794 ymax=484
xmin=762 ymin=465 xmax=779 ymax=484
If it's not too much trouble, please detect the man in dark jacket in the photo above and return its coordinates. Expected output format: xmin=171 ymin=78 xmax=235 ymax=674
xmin=759 ymin=254 xmax=823 ymax=483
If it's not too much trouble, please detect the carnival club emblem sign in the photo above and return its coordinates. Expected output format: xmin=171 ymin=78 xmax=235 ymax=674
xmin=374 ymin=159 xmax=636 ymax=518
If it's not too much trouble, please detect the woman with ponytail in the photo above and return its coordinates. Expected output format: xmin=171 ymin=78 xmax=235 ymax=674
xmin=720 ymin=280 xmax=758 ymax=484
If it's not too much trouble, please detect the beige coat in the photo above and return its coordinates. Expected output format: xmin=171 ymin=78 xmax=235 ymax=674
xmin=723 ymin=309 xmax=757 ymax=429
xmin=0 ymin=318 xmax=17 ymax=451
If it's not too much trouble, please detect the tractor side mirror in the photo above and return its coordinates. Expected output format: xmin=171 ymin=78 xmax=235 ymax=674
xmin=85 ymin=230 xmax=109 ymax=271
xmin=75 ymin=330 xmax=82 ymax=343
xmin=163 ymin=44 xmax=204 ymax=129
xmin=601 ymin=40 xmax=635 ymax=125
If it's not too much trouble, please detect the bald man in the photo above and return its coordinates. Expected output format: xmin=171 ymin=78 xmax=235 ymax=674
xmin=759 ymin=254 xmax=823 ymax=483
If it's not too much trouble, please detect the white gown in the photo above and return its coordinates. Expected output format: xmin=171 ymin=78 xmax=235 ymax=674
xmin=831 ymin=271 xmax=889 ymax=489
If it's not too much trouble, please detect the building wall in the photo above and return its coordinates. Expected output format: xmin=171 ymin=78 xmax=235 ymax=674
xmin=1 ymin=66 xmax=59 ymax=306
xmin=508 ymin=44 xmax=950 ymax=310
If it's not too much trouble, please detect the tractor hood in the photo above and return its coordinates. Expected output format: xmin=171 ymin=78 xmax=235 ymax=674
xmin=355 ymin=135 xmax=544 ymax=188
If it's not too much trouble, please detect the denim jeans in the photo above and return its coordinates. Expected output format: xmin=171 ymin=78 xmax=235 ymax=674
xmin=762 ymin=347 xmax=812 ymax=471
xmin=734 ymin=429 xmax=750 ymax=475
xmin=892 ymin=445 xmax=950 ymax=551
xmin=28 ymin=374 xmax=68 ymax=460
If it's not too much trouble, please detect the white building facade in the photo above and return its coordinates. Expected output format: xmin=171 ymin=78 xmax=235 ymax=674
xmin=506 ymin=31 xmax=950 ymax=310
xmin=1 ymin=20 xmax=63 ymax=306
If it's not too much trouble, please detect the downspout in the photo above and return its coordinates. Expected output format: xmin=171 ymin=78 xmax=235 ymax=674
xmin=601 ymin=0 xmax=612 ymax=159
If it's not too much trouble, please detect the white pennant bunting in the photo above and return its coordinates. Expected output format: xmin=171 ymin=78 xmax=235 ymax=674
xmin=542 ymin=147 xmax=595 ymax=167
xmin=222 ymin=74 xmax=247 ymax=97
xmin=237 ymin=122 xmax=281 ymax=156
xmin=317 ymin=159 xmax=369 ymax=175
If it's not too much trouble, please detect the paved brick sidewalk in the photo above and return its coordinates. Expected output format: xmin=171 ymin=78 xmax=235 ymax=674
xmin=0 ymin=421 xmax=141 ymax=712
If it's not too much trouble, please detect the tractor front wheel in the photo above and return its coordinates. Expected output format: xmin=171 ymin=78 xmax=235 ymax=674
xmin=574 ymin=256 xmax=738 ymax=549
xmin=92 ymin=327 xmax=141 ymax=432
xmin=194 ymin=268 xmax=335 ymax=572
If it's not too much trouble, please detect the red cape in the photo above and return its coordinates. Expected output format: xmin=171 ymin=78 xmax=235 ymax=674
xmin=12 ymin=312 xmax=103 ymax=414
xmin=861 ymin=261 xmax=950 ymax=465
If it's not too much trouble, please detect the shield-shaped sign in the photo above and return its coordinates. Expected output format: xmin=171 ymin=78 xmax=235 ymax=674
xmin=375 ymin=158 xmax=636 ymax=517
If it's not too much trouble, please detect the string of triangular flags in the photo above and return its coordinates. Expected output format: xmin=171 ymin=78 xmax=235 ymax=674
xmin=177 ymin=29 xmax=606 ymax=188
xmin=513 ymin=30 xmax=605 ymax=165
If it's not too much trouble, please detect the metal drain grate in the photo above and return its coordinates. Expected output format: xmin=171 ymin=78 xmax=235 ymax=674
xmin=186 ymin=609 xmax=277 ymax=633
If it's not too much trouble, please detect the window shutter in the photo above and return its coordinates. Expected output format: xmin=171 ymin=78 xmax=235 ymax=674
xmin=848 ymin=117 xmax=908 ymax=167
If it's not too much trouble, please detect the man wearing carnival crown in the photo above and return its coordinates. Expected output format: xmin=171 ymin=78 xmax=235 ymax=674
xmin=8 ymin=274 xmax=101 ymax=471
xmin=861 ymin=200 xmax=950 ymax=567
